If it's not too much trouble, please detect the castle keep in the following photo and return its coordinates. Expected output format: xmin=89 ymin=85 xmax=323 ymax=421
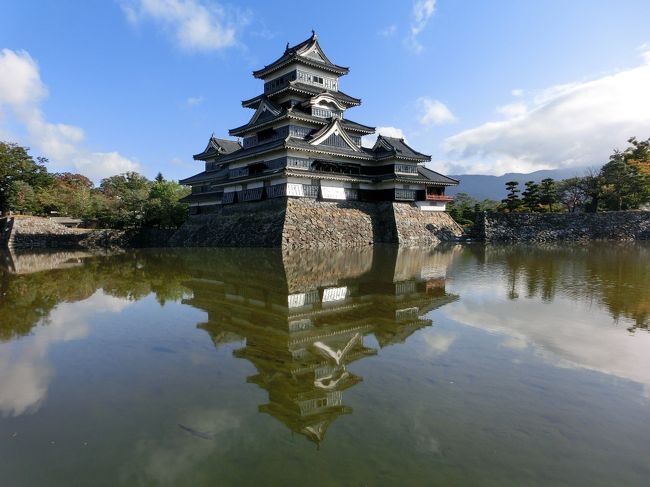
xmin=175 ymin=32 xmax=462 ymax=248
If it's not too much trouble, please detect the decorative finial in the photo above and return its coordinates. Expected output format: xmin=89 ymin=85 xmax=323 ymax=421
xmin=285 ymin=42 xmax=289 ymax=51
xmin=311 ymin=29 xmax=316 ymax=38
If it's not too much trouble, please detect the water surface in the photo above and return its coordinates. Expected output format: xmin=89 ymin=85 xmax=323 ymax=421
xmin=1 ymin=244 xmax=649 ymax=486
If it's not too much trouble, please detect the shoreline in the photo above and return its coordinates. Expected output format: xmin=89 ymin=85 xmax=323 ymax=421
xmin=3 ymin=210 xmax=650 ymax=251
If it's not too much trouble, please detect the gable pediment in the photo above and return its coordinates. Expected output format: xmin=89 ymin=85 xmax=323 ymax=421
xmin=309 ymin=119 xmax=361 ymax=152
xmin=307 ymin=94 xmax=346 ymax=111
xmin=249 ymin=99 xmax=281 ymax=126
xmin=303 ymin=45 xmax=326 ymax=62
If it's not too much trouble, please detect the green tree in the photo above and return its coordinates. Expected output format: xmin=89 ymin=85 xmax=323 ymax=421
xmin=599 ymin=151 xmax=649 ymax=210
xmin=521 ymin=181 xmax=540 ymax=212
xmin=501 ymin=181 xmax=521 ymax=212
xmin=144 ymin=180 xmax=190 ymax=228
xmin=38 ymin=173 xmax=97 ymax=219
xmin=539 ymin=178 xmax=557 ymax=212
xmin=98 ymin=172 xmax=151 ymax=228
xmin=447 ymin=193 xmax=499 ymax=226
xmin=581 ymin=169 xmax=602 ymax=213
xmin=448 ymin=192 xmax=477 ymax=225
xmin=622 ymin=137 xmax=650 ymax=176
xmin=0 ymin=142 xmax=52 ymax=214
xmin=557 ymin=177 xmax=589 ymax=213
xmin=7 ymin=181 xmax=39 ymax=214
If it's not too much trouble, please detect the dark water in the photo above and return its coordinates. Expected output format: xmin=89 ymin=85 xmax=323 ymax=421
xmin=1 ymin=244 xmax=649 ymax=486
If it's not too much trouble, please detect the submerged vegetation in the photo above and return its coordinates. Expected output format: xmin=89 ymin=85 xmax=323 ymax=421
xmin=0 ymin=142 xmax=190 ymax=228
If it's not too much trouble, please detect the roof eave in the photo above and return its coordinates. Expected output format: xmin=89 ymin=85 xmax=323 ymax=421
xmin=253 ymin=57 xmax=349 ymax=79
xmin=193 ymin=152 xmax=214 ymax=161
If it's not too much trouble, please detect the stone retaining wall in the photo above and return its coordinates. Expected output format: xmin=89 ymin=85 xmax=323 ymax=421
xmin=168 ymin=198 xmax=287 ymax=247
xmin=392 ymin=203 xmax=465 ymax=247
xmin=0 ymin=216 xmax=176 ymax=250
xmin=282 ymin=199 xmax=397 ymax=249
xmin=171 ymin=199 xmax=463 ymax=248
xmin=1 ymin=217 xmax=91 ymax=249
xmin=481 ymin=211 xmax=650 ymax=242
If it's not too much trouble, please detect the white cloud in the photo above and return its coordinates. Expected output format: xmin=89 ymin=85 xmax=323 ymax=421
xmin=417 ymin=97 xmax=456 ymax=126
xmin=0 ymin=49 xmax=139 ymax=181
xmin=124 ymin=407 xmax=241 ymax=484
xmin=444 ymin=49 xmax=650 ymax=175
xmin=380 ymin=24 xmax=397 ymax=37
xmin=638 ymin=43 xmax=650 ymax=64
xmin=511 ymin=88 xmax=524 ymax=97
xmin=186 ymin=95 xmax=204 ymax=106
xmin=0 ymin=291 xmax=132 ymax=417
xmin=121 ymin=0 xmax=246 ymax=52
xmin=361 ymin=126 xmax=407 ymax=148
xmin=446 ymin=281 xmax=650 ymax=390
xmin=422 ymin=332 xmax=456 ymax=356
xmin=405 ymin=0 xmax=436 ymax=53
xmin=495 ymin=102 xmax=527 ymax=118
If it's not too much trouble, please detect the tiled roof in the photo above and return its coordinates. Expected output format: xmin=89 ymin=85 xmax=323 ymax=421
xmin=252 ymin=32 xmax=349 ymax=79
xmin=179 ymin=191 xmax=223 ymax=204
xmin=373 ymin=135 xmax=430 ymax=161
xmin=242 ymin=83 xmax=361 ymax=109
xmin=341 ymin=119 xmax=375 ymax=134
xmin=179 ymin=167 xmax=228 ymax=185
xmin=230 ymin=107 xmax=373 ymax=137
xmin=206 ymin=137 xmax=286 ymax=164
xmin=417 ymin=166 xmax=459 ymax=185
xmin=193 ymin=136 xmax=242 ymax=160
xmin=289 ymin=82 xmax=361 ymax=105
xmin=229 ymin=109 xmax=289 ymax=136
xmin=286 ymin=137 xmax=374 ymax=160
xmin=215 ymin=138 xmax=242 ymax=154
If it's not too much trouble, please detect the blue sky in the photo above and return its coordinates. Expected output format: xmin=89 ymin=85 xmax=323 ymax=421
xmin=1 ymin=0 xmax=650 ymax=182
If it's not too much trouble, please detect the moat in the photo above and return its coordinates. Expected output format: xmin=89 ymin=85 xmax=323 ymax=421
xmin=1 ymin=244 xmax=649 ymax=486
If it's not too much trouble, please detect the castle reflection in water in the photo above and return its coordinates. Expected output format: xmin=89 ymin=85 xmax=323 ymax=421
xmin=0 ymin=245 xmax=460 ymax=444
xmin=182 ymin=246 xmax=460 ymax=445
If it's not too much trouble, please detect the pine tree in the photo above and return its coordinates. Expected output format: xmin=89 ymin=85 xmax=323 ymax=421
xmin=521 ymin=181 xmax=540 ymax=212
xmin=539 ymin=178 xmax=557 ymax=212
xmin=501 ymin=181 xmax=521 ymax=212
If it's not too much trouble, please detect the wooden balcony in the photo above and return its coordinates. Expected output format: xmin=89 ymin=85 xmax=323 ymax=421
xmin=425 ymin=194 xmax=454 ymax=202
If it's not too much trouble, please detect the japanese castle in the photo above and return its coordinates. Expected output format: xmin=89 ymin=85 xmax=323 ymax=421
xmin=180 ymin=32 xmax=458 ymax=213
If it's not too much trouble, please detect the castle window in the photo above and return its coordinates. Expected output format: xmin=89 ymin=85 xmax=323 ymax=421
xmin=257 ymin=128 xmax=275 ymax=142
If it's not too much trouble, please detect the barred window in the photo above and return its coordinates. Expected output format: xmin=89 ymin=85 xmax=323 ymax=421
xmin=394 ymin=164 xmax=418 ymax=174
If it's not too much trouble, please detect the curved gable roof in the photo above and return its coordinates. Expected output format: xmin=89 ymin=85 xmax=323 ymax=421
xmin=253 ymin=32 xmax=349 ymax=79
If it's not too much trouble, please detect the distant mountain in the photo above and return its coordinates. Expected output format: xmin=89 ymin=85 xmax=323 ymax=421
xmin=447 ymin=168 xmax=588 ymax=201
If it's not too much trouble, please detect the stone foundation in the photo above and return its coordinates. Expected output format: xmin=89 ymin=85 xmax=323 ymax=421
xmin=170 ymin=198 xmax=464 ymax=248
xmin=392 ymin=203 xmax=465 ymax=247
xmin=168 ymin=198 xmax=287 ymax=247
xmin=281 ymin=199 xmax=397 ymax=248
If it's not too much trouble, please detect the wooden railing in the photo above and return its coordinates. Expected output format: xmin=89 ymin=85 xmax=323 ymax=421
xmin=425 ymin=194 xmax=453 ymax=202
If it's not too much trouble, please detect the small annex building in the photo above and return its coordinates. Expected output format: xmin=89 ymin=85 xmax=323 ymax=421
xmin=180 ymin=32 xmax=458 ymax=215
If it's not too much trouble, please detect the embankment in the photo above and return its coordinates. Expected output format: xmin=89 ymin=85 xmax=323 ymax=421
xmin=0 ymin=216 xmax=174 ymax=250
xmin=170 ymin=199 xmax=464 ymax=249
xmin=480 ymin=211 xmax=650 ymax=242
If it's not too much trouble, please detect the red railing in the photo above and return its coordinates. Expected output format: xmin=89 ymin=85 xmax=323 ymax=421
xmin=425 ymin=194 xmax=454 ymax=202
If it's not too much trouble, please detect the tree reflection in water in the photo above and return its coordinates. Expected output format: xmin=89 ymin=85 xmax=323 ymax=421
xmin=3 ymin=242 xmax=648 ymax=446
xmin=0 ymin=245 xmax=460 ymax=444
xmin=483 ymin=243 xmax=650 ymax=332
